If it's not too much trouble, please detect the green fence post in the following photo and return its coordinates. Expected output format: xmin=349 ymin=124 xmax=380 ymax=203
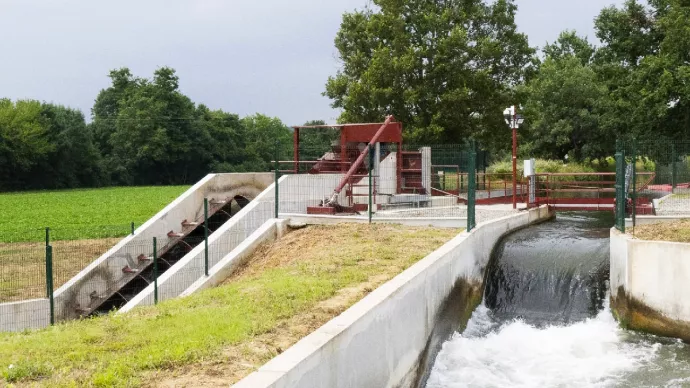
xmin=44 ymin=226 xmax=55 ymax=325
xmin=631 ymin=139 xmax=637 ymax=231
xmin=368 ymin=144 xmax=374 ymax=224
xmin=204 ymin=198 xmax=209 ymax=277
xmin=274 ymin=140 xmax=280 ymax=219
xmin=672 ymin=143 xmax=677 ymax=192
xmin=467 ymin=142 xmax=477 ymax=232
xmin=615 ymin=151 xmax=626 ymax=233
xmin=47 ymin=245 xmax=54 ymax=325
xmin=153 ymin=237 xmax=158 ymax=305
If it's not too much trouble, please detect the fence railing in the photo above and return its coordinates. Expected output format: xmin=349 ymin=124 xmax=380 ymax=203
xmin=0 ymin=193 xmax=274 ymax=330
xmin=271 ymin=143 xmax=501 ymax=231
xmin=616 ymin=138 xmax=690 ymax=233
xmin=2 ymin=142 xmax=508 ymax=331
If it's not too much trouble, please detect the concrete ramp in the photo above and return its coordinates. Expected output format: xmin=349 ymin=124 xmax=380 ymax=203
xmin=53 ymin=173 xmax=273 ymax=321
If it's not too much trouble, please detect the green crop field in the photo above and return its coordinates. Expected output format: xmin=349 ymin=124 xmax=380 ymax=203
xmin=0 ymin=186 xmax=189 ymax=243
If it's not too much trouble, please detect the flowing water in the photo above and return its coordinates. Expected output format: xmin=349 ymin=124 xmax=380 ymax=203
xmin=426 ymin=212 xmax=690 ymax=388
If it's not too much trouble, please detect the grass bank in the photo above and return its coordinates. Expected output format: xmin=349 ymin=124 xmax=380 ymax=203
xmin=0 ymin=186 xmax=189 ymax=243
xmin=633 ymin=220 xmax=690 ymax=243
xmin=0 ymin=223 xmax=460 ymax=387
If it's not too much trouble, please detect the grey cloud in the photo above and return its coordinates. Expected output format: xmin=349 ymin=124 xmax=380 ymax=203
xmin=0 ymin=0 xmax=623 ymax=125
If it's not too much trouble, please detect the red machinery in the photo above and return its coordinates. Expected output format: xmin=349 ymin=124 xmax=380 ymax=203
xmin=290 ymin=116 xmax=427 ymax=214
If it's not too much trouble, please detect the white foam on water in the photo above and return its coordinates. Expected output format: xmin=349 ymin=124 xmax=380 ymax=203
xmin=426 ymin=304 xmax=660 ymax=388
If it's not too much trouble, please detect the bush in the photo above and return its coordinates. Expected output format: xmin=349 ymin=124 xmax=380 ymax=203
xmin=487 ymin=159 xmax=595 ymax=176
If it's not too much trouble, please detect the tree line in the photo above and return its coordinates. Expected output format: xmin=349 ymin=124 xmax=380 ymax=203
xmin=328 ymin=0 xmax=690 ymax=161
xmin=0 ymin=68 xmax=302 ymax=191
xmin=3 ymin=0 xmax=689 ymax=192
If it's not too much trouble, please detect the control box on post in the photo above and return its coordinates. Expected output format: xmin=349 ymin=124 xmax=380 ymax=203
xmin=524 ymin=159 xmax=536 ymax=205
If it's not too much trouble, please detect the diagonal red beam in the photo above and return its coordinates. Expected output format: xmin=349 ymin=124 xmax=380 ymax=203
xmin=326 ymin=115 xmax=395 ymax=205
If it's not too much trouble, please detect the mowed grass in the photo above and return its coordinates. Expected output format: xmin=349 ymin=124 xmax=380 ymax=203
xmin=633 ymin=219 xmax=690 ymax=243
xmin=0 ymin=224 xmax=460 ymax=387
xmin=0 ymin=186 xmax=189 ymax=242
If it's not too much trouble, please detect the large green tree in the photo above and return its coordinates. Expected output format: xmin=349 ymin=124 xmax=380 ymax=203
xmin=0 ymin=100 xmax=101 ymax=190
xmin=521 ymin=31 xmax=611 ymax=161
xmin=325 ymin=0 xmax=535 ymax=150
xmin=593 ymin=0 xmax=690 ymax=142
xmin=92 ymin=67 xmax=216 ymax=184
xmin=0 ymin=99 xmax=53 ymax=189
xmin=240 ymin=114 xmax=292 ymax=171
xmin=29 ymin=104 xmax=103 ymax=189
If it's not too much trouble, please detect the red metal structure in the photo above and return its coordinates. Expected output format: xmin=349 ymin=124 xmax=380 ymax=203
xmin=530 ymin=172 xmax=656 ymax=213
xmin=289 ymin=116 xmax=428 ymax=214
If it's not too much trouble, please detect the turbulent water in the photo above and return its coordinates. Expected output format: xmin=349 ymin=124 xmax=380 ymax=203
xmin=426 ymin=212 xmax=690 ymax=388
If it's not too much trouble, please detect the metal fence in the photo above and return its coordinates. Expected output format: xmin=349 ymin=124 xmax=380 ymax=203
xmin=0 ymin=194 xmax=274 ymax=330
xmin=272 ymin=142 xmax=519 ymax=231
xmin=2 ymin=141 xmax=521 ymax=330
xmin=616 ymin=139 xmax=690 ymax=232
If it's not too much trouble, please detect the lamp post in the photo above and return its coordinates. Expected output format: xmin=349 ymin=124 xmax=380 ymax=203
xmin=503 ymin=106 xmax=525 ymax=209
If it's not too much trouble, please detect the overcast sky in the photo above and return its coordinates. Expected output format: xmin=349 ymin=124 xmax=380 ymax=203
xmin=0 ymin=0 xmax=623 ymax=125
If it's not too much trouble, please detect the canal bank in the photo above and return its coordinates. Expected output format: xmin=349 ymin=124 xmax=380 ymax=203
xmin=233 ymin=206 xmax=554 ymax=388
xmin=427 ymin=212 xmax=690 ymax=387
xmin=610 ymin=227 xmax=690 ymax=342
xmin=235 ymin=210 xmax=690 ymax=388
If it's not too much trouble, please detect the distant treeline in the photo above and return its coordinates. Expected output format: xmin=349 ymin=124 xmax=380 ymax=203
xmin=0 ymin=68 xmax=334 ymax=192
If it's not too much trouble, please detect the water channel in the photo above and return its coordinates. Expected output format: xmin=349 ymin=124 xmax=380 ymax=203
xmin=426 ymin=212 xmax=690 ymax=388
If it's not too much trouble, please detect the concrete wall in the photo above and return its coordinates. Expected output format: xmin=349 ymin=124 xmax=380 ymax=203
xmin=278 ymin=174 xmax=347 ymax=214
xmin=0 ymin=299 xmax=49 ymax=332
xmin=379 ymin=152 xmax=397 ymax=195
xmin=50 ymin=173 xmax=273 ymax=322
xmin=421 ymin=147 xmax=431 ymax=194
xmin=282 ymin=214 xmax=466 ymax=229
xmin=233 ymin=206 xmax=554 ymax=388
xmin=610 ymin=228 xmax=690 ymax=340
xmin=121 ymin=174 xmax=349 ymax=311
xmin=180 ymin=219 xmax=287 ymax=297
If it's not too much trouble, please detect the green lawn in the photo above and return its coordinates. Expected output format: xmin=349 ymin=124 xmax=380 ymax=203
xmin=0 ymin=186 xmax=189 ymax=242
xmin=0 ymin=224 xmax=459 ymax=387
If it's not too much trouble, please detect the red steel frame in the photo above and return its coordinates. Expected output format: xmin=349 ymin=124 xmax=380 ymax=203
xmin=531 ymin=172 xmax=656 ymax=212
xmin=292 ymin=120 xmax=403 ymax=171
xmin=291 ymin=118 xmax=404 ymax=197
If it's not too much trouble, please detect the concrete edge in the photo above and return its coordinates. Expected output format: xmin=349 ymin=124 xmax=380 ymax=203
xmin=232 ymin=205 xmax=553 ymax=388
xmin=281 ymin=214 xmax=467 ymax=229
xmin=180 ymin=219 xmax=287 ymax=297
xmin=0 ymin=298 xmax=50 ymax=332
xmin=610 ymin=227 xmax=690 ymax=340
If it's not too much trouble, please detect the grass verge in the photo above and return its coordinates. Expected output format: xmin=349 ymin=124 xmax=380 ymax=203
xmin=632 ymin=220 xmax=690 ymax=243
xmin=0 ymin=186 xmax=188 ymax=243
xmin=0 ymin=223 xmax=460 ymax=387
